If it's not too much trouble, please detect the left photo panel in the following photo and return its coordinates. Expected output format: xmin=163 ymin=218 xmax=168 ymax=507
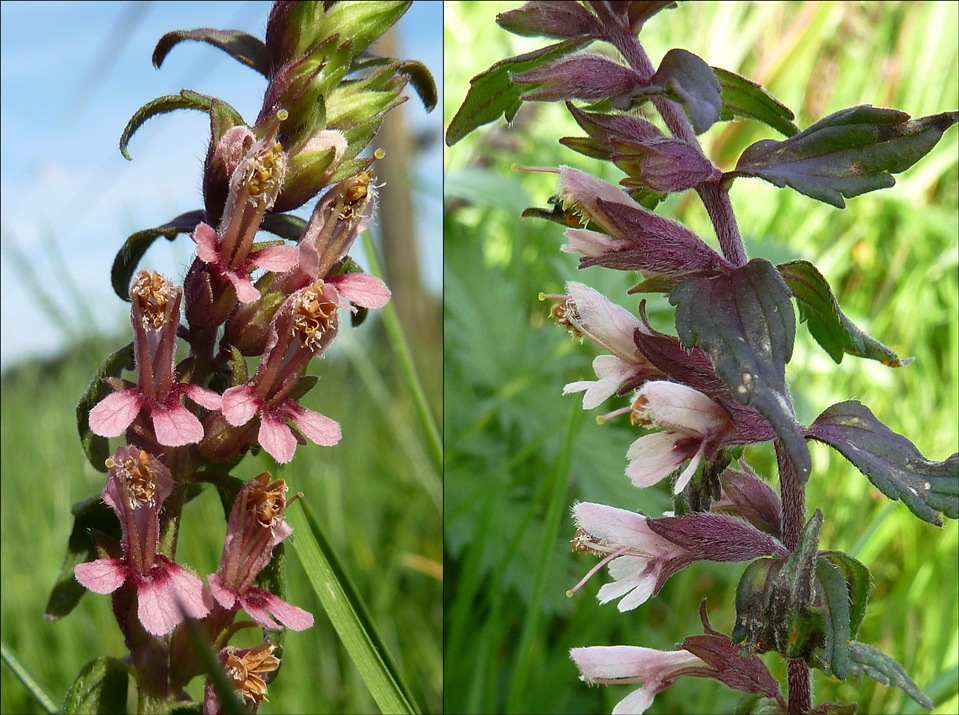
xmin=0 ymin=2 xmax=442 ymax=713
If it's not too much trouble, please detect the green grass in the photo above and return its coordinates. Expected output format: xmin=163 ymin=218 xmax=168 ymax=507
xmin=444 ymin=2 xmax=958 ymax=714
xmin=1 ymin=310 xmax=441 ymax=713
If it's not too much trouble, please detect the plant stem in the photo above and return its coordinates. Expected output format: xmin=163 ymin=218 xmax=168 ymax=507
xmin=608 ymin=25 xmax=748 ymax=267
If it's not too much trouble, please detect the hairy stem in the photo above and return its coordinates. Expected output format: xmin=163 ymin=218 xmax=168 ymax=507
xmin=607 ymin=24 xmax=748 ymax=267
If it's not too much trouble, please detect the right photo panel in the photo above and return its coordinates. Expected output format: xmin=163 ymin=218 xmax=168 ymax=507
xmin=444 ymin=2 xmax=959 ymax=714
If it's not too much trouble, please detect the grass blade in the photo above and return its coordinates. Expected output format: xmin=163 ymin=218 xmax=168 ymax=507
xmin=0 ymin=639 xmax=58 ymax=715
xmin=287 ymin=497 xmax=419 ymax=714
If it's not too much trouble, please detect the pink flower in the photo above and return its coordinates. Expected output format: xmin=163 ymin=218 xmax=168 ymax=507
xmin=570 ymin=502 xmax=687 ymax=611
xmin=208 ymin=473 xmax=313 ymax=631
xmin=551 ymin=282 xmax=664 ymax=408
xmin=625 ymin=381 xmax=732 ymax=493
xmin=570 ymin=645 xmax=708 ymax=714
xmin=88 ymin=271 xmax=222 ymax=447
xmin=221 ymin=282 xmax=343 ymax=463
xmin=193 ymin=222 xmax=297 ymax=304
xmin=74 ymin=446 xmax=210 ymax=635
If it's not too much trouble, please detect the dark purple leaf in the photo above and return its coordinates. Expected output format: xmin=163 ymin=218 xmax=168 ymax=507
xmin=512 ymin=54 xmax=644 ymax=102
xmin=778 ymin=260 xmax=912 ymax=366
xmin=713 ymin=66 xmax=798 ymax=137
xmin=496 ymin=1 xmax=601 ymax=39
xmin=681 ymin=633 xmax=786 ymax=706
xmin=625 ymin=1 xmax=681 ymax=33
xmin=446 ymin=37 xmax=592 ymax=146
xmin=647 ymin=513 xmax=788 ymax=561
xmin=152 ymin=28 xmax=269 ymax=76
xmin=670 ymin=259 xmax=810 ymax=480
xmin=806 ymin=401 xmax=958 ymax=526
xmin=647 ymin=48 xmax=722 ymax=134
xmin=847 ymin=641 xmax=933 ymax=709
xmin=717 ymin=467 xmax=782 ymax=538
xmin=732 ymin=105 xmax=959 ymax=207
xmin=609 ymin=136 xmax=721 ymax=192
xmin=819 ymin=551 xmax=871 ymax=638
xmin=580 ymin=198 xmax=730 ymax=274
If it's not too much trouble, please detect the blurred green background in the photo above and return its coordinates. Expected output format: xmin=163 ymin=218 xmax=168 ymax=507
xmin=444 ymin=2 xmax=958 ymax=714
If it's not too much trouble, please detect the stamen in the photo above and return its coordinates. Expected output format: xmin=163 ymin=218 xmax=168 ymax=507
xmin=247 ymin=141 xmax=285 ymax=198
xmin=118 ymin=449 xmax=158 ymax=509
xmin=290 ymin=283 xmax=338 ymax=350
xmin=245 ymin=472 xmax=288 ymax=529
xmin=131 ymin=271 xmax=174 ymax=330
xmin=566 ymin=546 xmax=630 ymax=597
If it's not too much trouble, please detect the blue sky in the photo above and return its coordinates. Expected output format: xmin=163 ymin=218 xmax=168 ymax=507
xmin=0 ymin=0 xmax=442 ymax=369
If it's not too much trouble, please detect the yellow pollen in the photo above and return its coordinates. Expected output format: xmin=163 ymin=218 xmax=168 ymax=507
xmin=225 ymin=644 xmax=280 ymax=706
xmin=291 ymin=283 xmax=338 ymax=349
xmin=339 ymin=170 xmax=374 ymax=220
xmin=118 ymin=450 xmax=158 ymax=509
xmin=131 ymin=271 xmax=173 ymax=329
xmin=248 ymin=142 xmax=284 ymax=196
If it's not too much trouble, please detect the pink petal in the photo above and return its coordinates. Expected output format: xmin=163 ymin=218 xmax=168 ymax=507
xmin=89 ymin=389 xmax=142 ymax=437
xmin=332 ymin=273 xmax=391 ymax=309
xmin=136 ymin=558 xmax=211 ymax=636
xmin=252 ymin=244 xmax=298 ymax=272
xmin=151 ymin=403 xmax=205 ymax=447
xmin=221 ymin=385 xmax=259 ymax=426
xmin=240 ymin=588 xmax=314 ymax=631
xmin=183 ymin=384 xmax=223 ymax=410
xmin=285 ymin=402 xmax=341 ymax=447
xmin=193 ymin=223 xmax=221 ymax=265
xmin=74 ymin=559 xmax=127 ymax=594
xmin=257 ymin=414 xmax=297 ymax=464
xmin=226 ymin=270 xmax=261 ymax=304
xmin=207 ymin=572 xmax=237 ymax=610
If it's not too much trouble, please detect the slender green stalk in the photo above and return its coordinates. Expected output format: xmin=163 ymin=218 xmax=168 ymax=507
xmin=0 ymin=640 xmax=58 ymax=715
xmin=360 ymin=231 xmax=442 ymax=472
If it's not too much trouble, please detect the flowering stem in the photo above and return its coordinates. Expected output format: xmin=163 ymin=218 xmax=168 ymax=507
xmin=607 ymin=25 xmax=748 ymax=267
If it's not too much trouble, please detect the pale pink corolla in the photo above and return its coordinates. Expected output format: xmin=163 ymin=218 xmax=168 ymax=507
xmin=626 ymin=381 xmax=731 ymax=493
xmin=88 ymin=271 xmax=222 ymax=447
xmin=571 ymin=502 xmax=687 ymax=612
xmin=74 ymin=446 xmax=210 ymax=635
xmin=570 ymin=645 xmax=707 ymax=715
xmin=556 ymin=282 xmax=663 ymax=409
xmin=208 ymin=473 xmax=313 ymax=631
xmin=193 ymin=221 xmax=297 ymax=303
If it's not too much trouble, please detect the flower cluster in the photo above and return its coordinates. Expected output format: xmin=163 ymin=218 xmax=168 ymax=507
xmin=451 ymin=2 xmax=958 ymax=714
xmin=63 ymin=2 xmax=433 ymax=711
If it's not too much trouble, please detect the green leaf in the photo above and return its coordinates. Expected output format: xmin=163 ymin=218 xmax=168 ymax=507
xmin=60 ymin=656 xmax=129 ymax=715
xmin=76 ymin=342 xmax=134 ymax=472
xmin=819 ymin=551 xmax=872 ymax=638
xmin=152 ymin=29 xmax=269 ymax=76
xmin=260 ymin=212 xmax=307 ymax=241
xmin=287 ymin=499 xmax=419 ymax=714
xmin=120 ymin=90 xmax=244 ymax=160
xmin=815 ymin=557 xmax=852 ymax=679
xmin=670 ymin=258 xmax=810 ymax=480
xmin=732 ymin=106 xmax=959 ymax=207
xmin=713 ymin=66 xmax=798 ymax=137
xmin=0 ymin=639 xmax=58 ymax=714
xmin=322 ymin=1 xmax=411 ymax=60
xmin=44 ymin=496 xmax=121 ymax=620
xmin=778 ymin=259 xmax=911 ymax=366
xmin=847 ymin=640 xmax=934 ymax=709
xmin=111 ymin=210 xmax=205 ymax=301
xmin=445 ymin=36 xmax=592 ymax=146
xmin=395 ymin=59 xmax=437 ymax=112
xmin=806 ymin=401 xmax=958 ymax=526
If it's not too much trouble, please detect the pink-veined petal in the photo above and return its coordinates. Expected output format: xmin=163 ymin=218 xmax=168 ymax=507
xmin=207 ymin=572 xmax=237 ymax=610
xmin=240 ymin=588 xmax=314 ymax=631
xmin=226 ymin=270 xmax=261 ymax=303
xmin=193 ymin=223 xmax=221 ymax=265
xmin=89 ymin=389 xmax=142 ymax=437
xmin=332 ymin=273 xmax=391 ymax=309
xmin=252 ymin=244 xmax=298 ymax=272
xmin=75 ymin=559 xmax=127 ymax=594
xmin=183 ymin=384 xmax=223 ymax=411
xmin=258 ymin=413 xmax=297 ymax=464
xmin=625 ymin=433 xmax=686 ymax=488
xmin=613 ymin=685 xmax=656 ymax=715
xmin=151 ymin=403 xmax=205 ymax=447
xmin=136 ymin=558 xmax=211 ymax=636
xmin=221 ymin=385 xmax=259 ymax=426
xmin=672 ymin=446 xmax=705 ymax=494
xmin=284 ymin=402 xmax=341 ymax=447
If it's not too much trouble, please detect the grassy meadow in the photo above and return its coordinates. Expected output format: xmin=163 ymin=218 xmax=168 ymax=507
xmin=444 ymin=2 xmax=958 ymax=714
